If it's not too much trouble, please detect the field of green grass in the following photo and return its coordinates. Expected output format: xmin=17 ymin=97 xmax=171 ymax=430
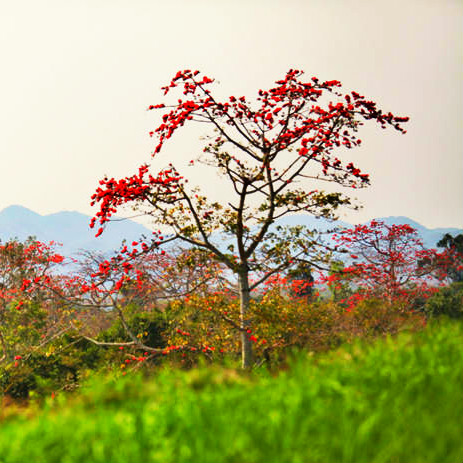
xmin=0 ymin=320 xmax=462 ymax=463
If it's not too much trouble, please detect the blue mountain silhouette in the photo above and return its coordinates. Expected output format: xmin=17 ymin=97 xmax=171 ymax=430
xmin=0 ymin=205 xmax=152 ymax=257
xmin=0 ymin=206 xmax=461 ymax=257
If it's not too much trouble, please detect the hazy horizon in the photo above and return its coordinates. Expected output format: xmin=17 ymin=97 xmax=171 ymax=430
xmin=2 ymin=203 xmax=462 ymax=233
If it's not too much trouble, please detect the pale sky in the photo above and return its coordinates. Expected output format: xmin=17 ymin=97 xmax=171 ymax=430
xmin=1 ymin=0 xmax=462 ymax=229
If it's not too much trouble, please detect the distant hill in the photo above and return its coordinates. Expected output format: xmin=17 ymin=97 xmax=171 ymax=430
xmin=372 ymin=216 xmax=462 ymax=250
xmin=0 ymin=205 xmax=152 ymax=257
xmin=0 ymin=206 xmax=461 ymax=257
xmin=276 ymin=214 xmax=462 ymax=250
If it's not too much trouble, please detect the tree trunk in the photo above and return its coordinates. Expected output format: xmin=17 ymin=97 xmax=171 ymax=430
xmin=238 ymin=271 xmax=253 ymax=369
xmin=0 ymin=327 xmax=9 ymax=363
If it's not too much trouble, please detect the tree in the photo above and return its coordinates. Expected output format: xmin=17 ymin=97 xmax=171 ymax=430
xmin=0 ymin=238 xmax=69 ymax=364
xmin=331 ymin=220 xmax=439 ymax=306
xmin=90 ymin=69 xmax=409 ymax=368
xmin=287 ymin=262 xmax=314 ymax=299
xmin=436 ymin=233 xmax=463 ymax=282
xmin=71 ymin=246 xmax=227 ymax=356
xmin=424 ymin=282 xmax=463 ymax=319
xmin=325 ymin=260 xmax=355 ymax=304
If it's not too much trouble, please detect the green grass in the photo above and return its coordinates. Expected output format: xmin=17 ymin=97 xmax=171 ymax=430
xmin=0 ymin=320 xmax=462 ymax=463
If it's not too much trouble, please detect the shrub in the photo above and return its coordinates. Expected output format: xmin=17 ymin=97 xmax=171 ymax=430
xmin=424 ymin=282 xmax=463 ymax=319
xmin=0 ymin=353 xmax=79 ymax=400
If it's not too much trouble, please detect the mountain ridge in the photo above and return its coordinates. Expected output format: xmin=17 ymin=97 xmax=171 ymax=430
xmin=0 ymin=205 xmax=151 ymax=256
xmin=0 ymin=205 xmax=461 ymax=256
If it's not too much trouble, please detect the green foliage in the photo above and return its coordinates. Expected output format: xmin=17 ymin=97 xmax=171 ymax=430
xmin=437 ymin=233 xmax=463 ymax=252
xmin=158 ymin=290 xmax=427 ymax=368
xmin=326 ymin=259 xmax=355 ymax=303
xmin=0 ymin=321 xmax=461 ymax=463
xmin=0 ymin=294 xmax=426 ymax=398
xmin=0 ymin=335 xmax=104 ymax=400
xmin=0 ymin=353 xmax=78 ymax=399
xmin=100 ymin=304 xmax=167 ymax=349
xmin=437 ymin=233 xmax=463 ymax=282
xmin=424 ymin=283 xmax=463 ymax=319
xmin=1 ymin=300 xmax=48 ymax=355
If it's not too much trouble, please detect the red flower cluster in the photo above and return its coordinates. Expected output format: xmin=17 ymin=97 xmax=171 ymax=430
xmin=329 ymin=221 xmax=444 ymax=306
xmin=90 ymin=164 xmax=183 ymax=236
xmin=143 ymin=68 xmax=408 ymax=189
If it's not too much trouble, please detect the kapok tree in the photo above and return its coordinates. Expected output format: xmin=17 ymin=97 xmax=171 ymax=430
xmin=331 ymin=220 xmax=441 ymax=306
xmin=67 ymin=246 xmax=227 ymax=360
xmin=0 ymin=238 xmax=69 ymax=364
xmin=90 ymin=69 xmax=409 ymax=368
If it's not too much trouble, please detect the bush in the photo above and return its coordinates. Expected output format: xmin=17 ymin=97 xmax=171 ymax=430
xmin=0 ymin=353 xmax=79 ymax=400
xmin=424 ymin=282 xmax=463 ymax=319
xmin=338 ymin=297 xmax=425 ymax=341
xmin=99 ymin=305 xmax=167 ymax=349
xmin=167 ymin=288 xmax=427 ymax=369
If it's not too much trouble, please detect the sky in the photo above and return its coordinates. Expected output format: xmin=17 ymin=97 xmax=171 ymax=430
xmin=0 ymin=0 xmax=462 ymax=230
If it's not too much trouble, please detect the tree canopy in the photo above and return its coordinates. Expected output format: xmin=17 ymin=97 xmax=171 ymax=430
xmin=90 ymin=69 xmax=409 ymax=367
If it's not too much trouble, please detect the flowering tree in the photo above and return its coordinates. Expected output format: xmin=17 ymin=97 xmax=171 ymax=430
xmin=72 ymin=246 xmax=226 ymax=355
xmin=0 ymin=238 xmax=69 ymax=364
xmin=331 ymin=220 xmax=441 ymax=306
xmin=286 ymin=262 xmax=314 ymax=299
xmin=90 ymin=69 xmax=409 ymax=367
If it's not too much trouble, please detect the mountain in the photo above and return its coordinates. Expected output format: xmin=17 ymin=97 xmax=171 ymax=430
xmin=0 ymin=205 xmax=152 ymax=257
xmin=373 ymin=216 xmax=462 ymax=250
xmin=0 ymin=206 xmax=461 ymax=257
xmin=275 ymin=214 xmax=462 ymax=250
xmin=271 ymin=214 xmax=350 ymax=232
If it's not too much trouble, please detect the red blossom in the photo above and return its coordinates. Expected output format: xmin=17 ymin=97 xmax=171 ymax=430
xmin=330 ymin=220 xmax=443 ymax=306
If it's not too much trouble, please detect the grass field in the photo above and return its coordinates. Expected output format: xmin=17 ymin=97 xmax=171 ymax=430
xmin=0 ymin=320 xmax=462 ymax=463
